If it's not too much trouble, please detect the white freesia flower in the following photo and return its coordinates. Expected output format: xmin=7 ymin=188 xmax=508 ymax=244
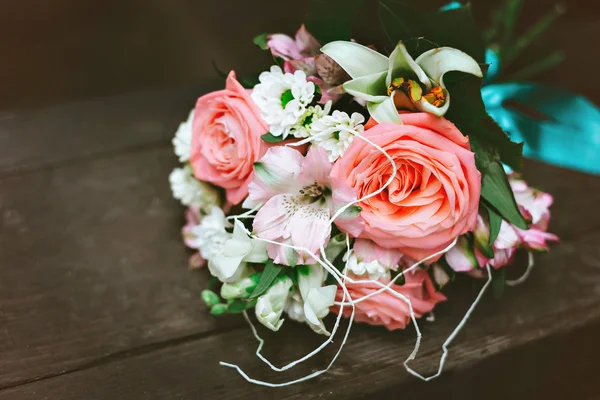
xmin=285 ymin=265 xmax=336 ymax=336
xmin=208 ymin=220 xmax=268 ymax=283
xmin=251 ymin=66 xmax=315 ymax=139
xmin=256 ymin=276 xmax=293 ymax=331
xmin=185 ymin=206 xmax=230 ymax=261
xmin=172 ymin=109 xmax=194 ymax=162
xmin=344 ymin=250 xmax=391 ymax=280
xmin=169 ymin=165 xmax=221 ymax=209
xmin=311 ymin=110 xmax=365 ymax=161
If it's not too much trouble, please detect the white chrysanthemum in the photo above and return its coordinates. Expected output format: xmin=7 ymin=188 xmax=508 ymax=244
xmin=344 ymin=250 xmax=391 ymax=281
xmin=169 ymin=166 xmax=221 ymax=209
xmin=290 ymin=101 xmax=332 ymax=138
xmin=172 ymin=109 xmax=194 ymax=162
xmin=187 ymin=206 xmax=230 ymax=260
xmin=251 ymin=66 xmax=315 ymax=139
xmin=310 ymin=111 xmax=365 ymax=162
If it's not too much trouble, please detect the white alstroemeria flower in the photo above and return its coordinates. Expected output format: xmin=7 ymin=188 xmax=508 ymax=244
xmin=169 ymin=165 xmax=221 ymax=209
xmin=321 ymin=41 xmax=483 ymax=123
xmin=172 ymin=109 xmax=194 ymax=162
xmin=220 ymin=267 xmax=258 ymax=299
xmin=184 ymin=206 xmax=230 ymax=260
xmin=310 ymin=110 xmax=365 ymax=161
xmin=284 ymin=290 xmax=306 ymax=322
xmin=296 ymin=265 xmax=337 ymax=335
xmin=208 ymin=220 xmax=268 ymax=283
xmin=344 ymin=250 xmax=391 ymax=281
xmin=251 ymin=66 xmax=315 ymax=139
xmin=323 ymin=233 xmax=348 ymax=263
xmin=255 ymin=276 xmax=293 ymax=331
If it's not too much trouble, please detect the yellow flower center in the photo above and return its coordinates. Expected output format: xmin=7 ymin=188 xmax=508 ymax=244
xmin=423 ymin=86 xmax=447 ymax=107
xmin=388 ymin=77 xmax=447 ymax=108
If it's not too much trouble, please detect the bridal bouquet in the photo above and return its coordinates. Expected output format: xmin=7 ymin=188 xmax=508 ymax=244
xmin=168 ymin=0 xmax=572 ymax=384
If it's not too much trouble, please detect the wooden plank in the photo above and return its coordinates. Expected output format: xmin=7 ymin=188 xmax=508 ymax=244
xmin=0 ymin=146 xmax=242 ymax=389
xmin=520 ymin=159 xmax=600 ymax=238
xmin=2 ymin=230 xmax=600 ymax=400
xmin=0 ymin=144 xmax=598 ymax=391
xmin=0 ymin=86 xmax=208 ymax=174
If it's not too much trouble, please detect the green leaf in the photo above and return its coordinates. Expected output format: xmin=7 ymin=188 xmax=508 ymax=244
xmin=473 ymin=147 xmax=527 ymax=229
xmin=428 ymin=4 xmax=486 ymax=63
xmin=244 ymin=273 xmax=262 ymax=295
xmin=253 ymin=32 xmax=269 ymax=50
xmin=484 ymin=202 xmax=503 ymax=246
xmin=249 ymin=260 xmax=284 ymax=299
xmin=306 ymin=0 xmax=365 ymax=44
xmin=239 ymin=75 xmax=259 ymax=89
xmin=210 ymin=303 xmax=228 ymax=316
xmin=491 ymin=266 xmax=507 ymax=299
xmin=227 ymin=299 xmax=249 ymax=314
xmin=201 ymin=290 xmax=220 ymax=307
xmin=378 ymin=0 xmax=427 ymax=45
xmin=297 ymin=265 xmax=311 ymax=276
xmin=502 ymin=4 xmax=565 ymax=65
xmin=261 ymin=133 xmax=285 ymax=143
xmin=444 ymin=75 xmax=524 ymax=170
xmin=502 ymin=50 xmax=565 ymax=82
xmin=212 ymin=61 xmax=228 ymax=80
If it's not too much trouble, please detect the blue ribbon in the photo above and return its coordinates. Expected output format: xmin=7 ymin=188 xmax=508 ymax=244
xmin=482 ymin=51 xmax=600 ymax=175
xmin=440 ymin=2 xmax=600 ymax=175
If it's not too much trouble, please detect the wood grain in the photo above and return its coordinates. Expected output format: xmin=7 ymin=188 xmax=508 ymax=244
xmin=0 ymin=86 xmax=599 ymax=396
xmin=0 ymin=146 xmax=241 ymax=389
xmin=0 ymin=86 xmax=207 ymax=175
xmin=2 ymin=230 xmax=600 ymax=399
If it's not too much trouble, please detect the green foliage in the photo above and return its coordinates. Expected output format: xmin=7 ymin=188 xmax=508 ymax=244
xmin=379 ymin=0 xmax=426 ymax=46
xmin=491 ymin=266 xmax=507 ymax=299
xmin=297 ymin=265 xmax=311 ymax=276
xmin=261 ymin=133 xmax=285 ymax=143
xmin=249 ymin=259 xmax=284 ymax=299
xmin=502 ymin=4 xmax=565 ymax=65
xmin=474 ymin=148 xmax=528 ymax=229
xmin=227 ymin=299 xmax=250 ymax=314
xmin=306 ymin=0 xmax=365 ymax=44
xmin=201 ymin=290 xmax=220 ymax=307
xmin=379 ymin=1 xmax=485 ymax=62
xmin=484 ymin=203 xmax=503 ymax=247
xmin=210 ymin=303 xmax=228 ymax=316
xmin=253 ymin=33 xmax=269 ymax=50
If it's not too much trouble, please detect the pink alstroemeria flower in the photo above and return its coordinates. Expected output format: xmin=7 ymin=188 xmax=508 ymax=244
xmin=510 ymin=175 xmax=559 ymax=250
xmin=444 ymin=175 xmax=559 ymax=274
xmin=266 ymin=25 xmax=347 ymax=104
xmin=246 ymin=146 xmax=361 ymax=266
xmin=267 ymin=25 xmax=320 ymax=63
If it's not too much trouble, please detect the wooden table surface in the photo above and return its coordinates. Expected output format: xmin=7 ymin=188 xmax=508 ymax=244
xmin=2 ymin=87 xmax=600 ymax=398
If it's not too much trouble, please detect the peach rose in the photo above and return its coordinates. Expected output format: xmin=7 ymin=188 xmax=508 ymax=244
xmin=332 ymin=270 xmax=446 ymax=330
xmin=190 ymin=71 xmax=269 ymax=205
xmin=330 ymin=113 xmax=481 ymax=261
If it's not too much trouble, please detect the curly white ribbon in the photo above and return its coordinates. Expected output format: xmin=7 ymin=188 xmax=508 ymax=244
xmin=219 ymin=128 xmax=494 ymax=387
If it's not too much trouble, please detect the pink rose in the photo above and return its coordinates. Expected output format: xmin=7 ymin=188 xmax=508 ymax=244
xmin=330 ymin=113 xmax=481 ymax=261
xmin=190 ymin=71 xmax=269 ymax=205
xmin=331 ymin=270 xmax=446 ymax=331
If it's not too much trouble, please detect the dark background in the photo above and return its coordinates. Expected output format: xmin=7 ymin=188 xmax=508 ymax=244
xmin=1 ymin=0 xmax=598 ymax=110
